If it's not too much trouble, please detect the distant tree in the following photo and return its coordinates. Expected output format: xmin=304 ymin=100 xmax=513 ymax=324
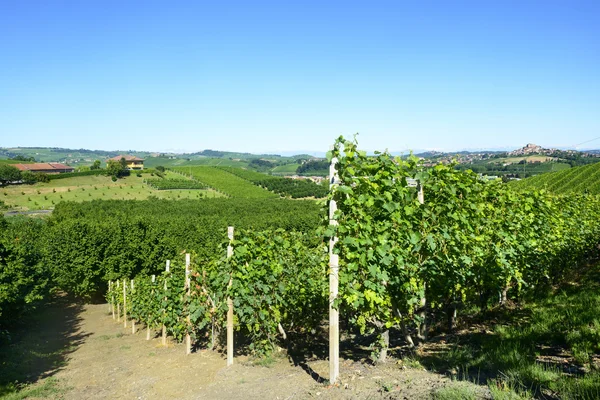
xmin=249 ymin=159 xmax=274 ymax=172
xmin=296 ymin=160 xmax=329 ymax=175
xmin=90 ymin=160 xmax=101 ymax=170
xmin=21 ymin=170 xmax=37 ymax=184
xmin=0 ymin=165 xmax=21 ymax=186
xmin=156 ymin=165 xmax=166 ymax=173
xmin=106 ymin=159 xmax=128 ymax=179
xmin=119 ymin=157 xmax=128 ymax=170
xmin=12 ymin=155 xmax=36 ymax=162
xmin=34 ymin=173 xmax=50 ymax=183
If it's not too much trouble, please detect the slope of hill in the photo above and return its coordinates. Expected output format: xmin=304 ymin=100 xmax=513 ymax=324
xmin=218 ymin=167 xmax=328 ymax=198
xmin=510 ymin=162 xmax=600 ymax=194
xmin=172 ymin=166 xmax=277 ymax=198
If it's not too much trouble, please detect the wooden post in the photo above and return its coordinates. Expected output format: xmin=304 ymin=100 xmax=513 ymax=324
xmin=117 ymin=280 xmax=121 ymax=322
xmin=110 ymin=281 xmax=115 ymax=319
xmin=329 ymin=157 xmax=340 ymax=384
xmin=227 ymin=226 xmax=234 ymax=367
xmin=123 ymin=278 xmax=127 ymax=328
xmin=147 ymin=274 xmax=155 ymax=340
xmin=131 ymin=279 xmax=135 ymax=334
xmin=416 ymin=181 xmax=427 ymax=340
xmin=162 ymin=260 xmax=170 ymax=346
xmin=185 ymin=253 xmax=192 ymax=355
xmin=108 ymin=280 xmax=112 ymax=313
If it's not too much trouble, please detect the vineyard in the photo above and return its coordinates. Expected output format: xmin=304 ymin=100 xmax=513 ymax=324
xmin=3 ymin=137 xmax=600 ymax=398
xmin=107 ymin=229 xmax=326 ymax=356
xmin=171 ymin=166 xmax=277 ymax=198
xmin=144 ymin=178 xmax=208 ymax=190
xmin=510 ymin=161 xmax=600 ymax=194
xmin=219 ymin=167 xmax=328 ymax=198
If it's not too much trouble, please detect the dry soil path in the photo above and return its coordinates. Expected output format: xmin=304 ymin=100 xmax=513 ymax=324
xmin=49 ymin=303 xmax=485 ymax=399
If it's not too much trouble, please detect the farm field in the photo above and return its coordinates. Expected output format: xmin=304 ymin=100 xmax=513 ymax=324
xmin=1 ymin=171 xmax=222 ymax=211
xmin=172 ymin=166 xmax=277 ymax=198
xmin=3 ymin=139 xmax=600 ymax=400
xmin=270 ymin=163 xmax=300 ymax=175
xmin=511 ymin=161 xmax=600 ymax=194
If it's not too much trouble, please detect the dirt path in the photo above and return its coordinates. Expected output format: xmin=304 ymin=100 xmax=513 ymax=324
xmin=33 ymin=303 xmax=488 ymax=399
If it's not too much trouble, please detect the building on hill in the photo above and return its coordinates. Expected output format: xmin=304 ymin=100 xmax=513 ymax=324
xmin=12 ymin=163 xmax=75 ymax=174
xmin=107 ymin=155 xmax=144 ymax=170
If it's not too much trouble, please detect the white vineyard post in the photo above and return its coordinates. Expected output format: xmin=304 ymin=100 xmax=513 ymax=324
xmin=116 ymin=280 xmax=121 ymax=322
xmin=131 ymin=279 xmax=135 ymax=334
xmin=147 ymin=274 xmax=155 ymax=340
xmin=162 ymin=260 xmax=170 ymax=346
xmin=329 ymin=156 xmax=340 ymax=384
xmin=123 ymin=278 xmax=127 ymax=328
xmin=185 ymin=253 xmax=192 ymax=355
xmin=227 ymin=226 xmax=234 ymax=367
xmin=413 ymin=179 xmax=427 ymax=340
xmin=108 ymin=280 xmax=112 ymax=313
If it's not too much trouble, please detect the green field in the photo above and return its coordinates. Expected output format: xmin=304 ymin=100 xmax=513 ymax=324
xmin=172 ymin=166 xmax=277 ymax=198
xmin=143 ymin=156 xmax=250 ymax=169
xmin=510 ymin=162 xmax=600 ymax=194
xmin=270 ymin=163 xmax=300 ymax=175
xmin=1 ymin=171 xmax=222 ymax=211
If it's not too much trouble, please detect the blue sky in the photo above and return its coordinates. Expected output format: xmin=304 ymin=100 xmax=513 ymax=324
xmin=1 ymin=1 xmax=598 ymax=154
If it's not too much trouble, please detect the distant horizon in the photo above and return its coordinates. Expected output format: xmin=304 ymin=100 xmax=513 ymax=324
xmin=1 ymin=1 xmax=598 ymax=155
xmin=2 ymin=142 xmax=600 ymax=158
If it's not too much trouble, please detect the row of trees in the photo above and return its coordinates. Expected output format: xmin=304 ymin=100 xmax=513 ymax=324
xmin=0 ymin=165 xmax=50 ymax=186
xmin=0 ymin=157 xmax=130 ymax=187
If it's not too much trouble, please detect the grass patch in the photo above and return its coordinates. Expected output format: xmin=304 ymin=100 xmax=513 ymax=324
xmin=0 ymin=377 xmax=65 ymax=400
xmin=416 ymin=266 xmax=600 ymax=399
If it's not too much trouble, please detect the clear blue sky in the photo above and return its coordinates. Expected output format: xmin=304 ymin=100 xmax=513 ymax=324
xmin=1 ymin=1 xmax=598 ymax=154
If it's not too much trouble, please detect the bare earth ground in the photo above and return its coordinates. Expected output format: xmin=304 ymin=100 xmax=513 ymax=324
xmin=26 ymin=302 xmax=488 ymax=399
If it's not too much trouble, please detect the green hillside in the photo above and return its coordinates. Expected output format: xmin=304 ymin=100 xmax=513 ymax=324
xmin=219 ymin=167 xmax=328 ymax=198
xmin=143 ymin=156 xmax=250 ymax=169
xmin=1 ymin=172 xmax=222 ymax=211
xmin=510 ymin=162 xmax=600 ymax=194
xmin=172 ymin=166 xmax=277 ymax=198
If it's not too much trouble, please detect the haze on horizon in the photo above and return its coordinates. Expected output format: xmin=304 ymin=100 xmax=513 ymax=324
xmin=1 ymin=1 xmax=598 ymax=154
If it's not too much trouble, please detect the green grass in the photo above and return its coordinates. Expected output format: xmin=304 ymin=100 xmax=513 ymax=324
xmin=172 ymin=166 xmax=277 ymax=198
xmin=1 ymin=171 xmax=224 ymax=211
xmin=416 ymin=266 xmax=600 ymax=400
xmin=1 ymin=377 xmax=65 ymax=400
xmin=271 ymin=163 xmax=300 ymax=175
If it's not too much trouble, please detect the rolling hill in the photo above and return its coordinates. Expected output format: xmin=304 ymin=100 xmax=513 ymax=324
xmin=510 ymin=162 xmax=600 ymax=194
